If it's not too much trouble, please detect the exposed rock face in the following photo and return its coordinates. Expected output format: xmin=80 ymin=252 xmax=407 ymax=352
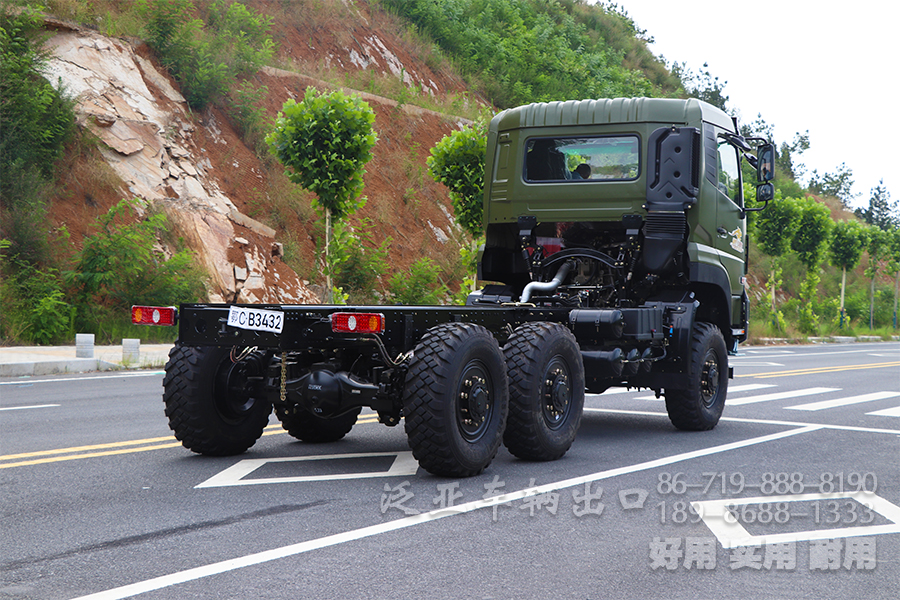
xmin=43 ymin=27 xmax=317 ymax=305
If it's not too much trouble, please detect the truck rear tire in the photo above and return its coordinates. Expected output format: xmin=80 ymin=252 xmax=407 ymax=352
xmin=275 ymin=406 xmax=361 ymax=443
xmin=163 ymin=345 xmax=272 ymax=456
xmin=503 ymin=322 xmax=585 ymax=461
xmin=403 ymin=323 xmax=509 ymax=477
xmin=664 ymin=322 xmax=727 ymax=431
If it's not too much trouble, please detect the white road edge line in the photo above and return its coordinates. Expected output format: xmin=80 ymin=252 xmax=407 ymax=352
xmin=70 ymin=425 xmax=820 ymax=600
xmin=0 ymin=372 xmax=164 ymax=385
xmin=0 ymin=404 xmax=60 ymax=411
xmin=736 ymin=347 xmax=900 ymax=360
xmin=585 ymin=407 xmax=900 ymax=435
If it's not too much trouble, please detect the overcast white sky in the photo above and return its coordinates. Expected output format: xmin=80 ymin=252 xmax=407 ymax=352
xmin=614 ymin=0 xmax=897 ymax=210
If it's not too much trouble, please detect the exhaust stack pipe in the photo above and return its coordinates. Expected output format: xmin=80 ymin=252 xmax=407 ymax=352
xmin=520 ymin=261 xmax=573 ymax=303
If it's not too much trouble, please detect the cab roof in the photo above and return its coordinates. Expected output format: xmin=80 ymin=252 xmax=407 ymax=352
xmin=491 ymin=97 xmax=735 ymax=133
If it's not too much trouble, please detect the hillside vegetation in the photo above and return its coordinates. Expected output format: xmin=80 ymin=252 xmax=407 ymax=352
xmin=1 ymin=0 xmax=897 ymax=346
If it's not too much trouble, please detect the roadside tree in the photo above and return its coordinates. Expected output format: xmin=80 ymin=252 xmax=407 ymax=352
xmin=790 ymin=197 xmax=833 ymax=333
xmin=427 ymin=121 xmax=487 ymax=293
xmin=829 ymin=219 xmax=868 ymax=327
xmin=755 ymin=193 xmax=800 ymax=329
xmin=267 ymin=87 xmax=377 ymax=302
xmin=864 ymin=226 xmax=890 ymax=330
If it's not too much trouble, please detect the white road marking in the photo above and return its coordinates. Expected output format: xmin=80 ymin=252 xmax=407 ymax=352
xmin=866 ymin=405 xmax=900 ymax=418
xmin=785 ymin=391 xmax=900 ymax=411
xmin=740 ymin=348 xmax=897 ymax=359
xmin=0 ymin=372 xmax=164 ymax=386
xmin=693 ymin=491 xmax=900 ymax=548
xmin=585 ymin=407 xmax=900 ymax=435
xmin=728 ymin=362 xmax=785 ymax=366
xmin=727 ymin=387 xmax=840 ymax=406
xmin=726 ymin=384 xmax=780 ymax=393
xmin=634 ymin=383 xmax=778 ymax=401
xmin=0 ymin=404 xmax=60 ymax=411
xmin=69 ymin=426 xmax=821 ymax=600
xmin=195 ymin=452 xmax=420 ymax=487
xmin=585 ymin=388 xmax=643 ymax=398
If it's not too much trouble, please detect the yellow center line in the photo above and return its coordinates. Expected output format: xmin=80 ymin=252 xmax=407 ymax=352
xmin=737 ymin=361 xmax=900 ymax=379
xmin=0 ymin=415 xmax=382 ymax=469
xmin=0 ymin=435 xmax=180 ymax=461
xmin=0 ymin=442 xmax=185 ymax=469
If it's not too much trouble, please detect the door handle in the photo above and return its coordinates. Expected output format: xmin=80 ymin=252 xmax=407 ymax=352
xmin=716 ymin=227 xmax=728 ymax=237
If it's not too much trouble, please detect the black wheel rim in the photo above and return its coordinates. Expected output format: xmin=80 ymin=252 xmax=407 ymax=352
xmin=214 ymin=359 xmax=259 ymax=423
xmin=542 ymin=356 xmax=571 ymax=430
xmin=699 ymin=348 xmax=721 ymax=408
xmin=456 ymin=359 xmax=494 ymax=442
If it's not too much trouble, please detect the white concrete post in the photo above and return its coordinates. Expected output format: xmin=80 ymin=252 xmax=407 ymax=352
xmin=75 ymin=333 xmax=94 ymax=358
xmin=122 ymin=338 xmax=140 ymax=364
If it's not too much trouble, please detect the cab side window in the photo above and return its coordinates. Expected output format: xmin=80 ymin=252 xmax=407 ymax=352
xmin=716 ymin=139 xmax=741 ymax=205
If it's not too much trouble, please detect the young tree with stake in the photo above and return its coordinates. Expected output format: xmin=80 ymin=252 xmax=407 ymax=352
xmin=267 ymin=88 xmax=377 ymax=303
xmin=427 ymin=121 xmax=487 ymax=294
xmin=829 ymin=219 xmax=868 ymax=328
xmin=755 ymin=194 xmax=800 ymax=330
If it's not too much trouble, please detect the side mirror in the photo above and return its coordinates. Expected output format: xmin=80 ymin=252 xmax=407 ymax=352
xmin=756 ymin=182 xmax=774 ymax=202
xmin=744 ymin=182 xmax=774 ymax=214
xmin=757 ymin=144 xmax=775 ymax=182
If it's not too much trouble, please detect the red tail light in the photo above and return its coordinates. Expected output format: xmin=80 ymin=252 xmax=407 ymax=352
xmin=132 ymin=305 xmax=177 ymax=326
xmin=330 ymin=312 xmax=385 ymax=334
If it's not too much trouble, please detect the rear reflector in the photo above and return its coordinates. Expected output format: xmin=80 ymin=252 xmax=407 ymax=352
xmin=330 ymin=312 xmax=385 ymax=334
xmin=132 ymin=305 xmax=177 ymax=326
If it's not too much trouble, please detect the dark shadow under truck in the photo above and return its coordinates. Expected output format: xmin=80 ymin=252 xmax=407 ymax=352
xmin=137 ymin=98 xmax=775 ymax=478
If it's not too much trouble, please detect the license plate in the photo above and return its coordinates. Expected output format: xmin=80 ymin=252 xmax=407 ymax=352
xmin=227 ymin=306 xmax=284 ymax=334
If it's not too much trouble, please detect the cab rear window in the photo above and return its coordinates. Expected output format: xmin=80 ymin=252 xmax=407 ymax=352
xmin=524 ymin=135 xmax=640 ymax=182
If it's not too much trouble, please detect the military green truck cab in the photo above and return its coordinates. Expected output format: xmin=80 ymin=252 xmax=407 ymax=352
xmin=472 ymin=97 xmax=772 ymax=395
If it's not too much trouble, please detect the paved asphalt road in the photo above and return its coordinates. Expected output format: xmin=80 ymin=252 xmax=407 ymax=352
xmin=1 ymin=342 xmax=898 ymax=599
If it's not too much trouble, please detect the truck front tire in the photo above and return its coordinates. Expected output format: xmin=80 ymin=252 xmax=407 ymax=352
xmin=403 ymin=323 xmax=509 ymax=477
xmin=163 ymin=345 xmax=272 ymax=456
xmin=664 ymin=322 xmax=728 ymax=430
xmin=503 ymin=322 xmax=585 ymax=461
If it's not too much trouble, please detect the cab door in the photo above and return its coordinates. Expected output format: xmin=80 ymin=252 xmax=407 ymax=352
xmin=713 ymin=136 xmax=747 ymax=320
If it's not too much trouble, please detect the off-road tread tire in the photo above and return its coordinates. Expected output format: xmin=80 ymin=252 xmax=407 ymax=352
xmin=275 ymin=406 xmax=361 ymax=443
xmin=503 ymin=322 xmax=585 ymax=461
xmin=403 ymin=323 xmax=508 ymax=477
xmin=163 ymin=345 xmax=271 ymax=456
xmin=664 ymin=322 xmax=728 ymax=431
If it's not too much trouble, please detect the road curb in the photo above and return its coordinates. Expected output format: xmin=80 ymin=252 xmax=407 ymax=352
xmin=0 ymin=359 xmax=122 ymax=378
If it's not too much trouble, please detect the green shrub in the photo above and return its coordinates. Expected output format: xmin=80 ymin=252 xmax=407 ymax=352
xmin=0 ymin=4 xmax=76 ymax=181
xmin=1 ymin=162 xmax=54 ymax=264
xmin=206 ymin=0 xmax=275 ymax=75
xmin=844 ymin=289 xmax=870 ymax=324
xmin=330 ymin=219 xmax=391 ymax=304
xmin=138 ymin=0 xmax=274 ymax=109
xmin=387 ymin=257 xmax=446 ymax=305
xmin=381 ymin=0 xmax=652 ymax=108
xmin=65 ymin=199 xmax=207 ymax=333
xmin=0 ymin=242 xmax=72 ymax=345
xmin=227 ymin=80 xmax=269 ymax=152
xmin=798 ymin=269 xmax=821 ymax=334
xmin=0 ymin=3 xmax=76 ymax=263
